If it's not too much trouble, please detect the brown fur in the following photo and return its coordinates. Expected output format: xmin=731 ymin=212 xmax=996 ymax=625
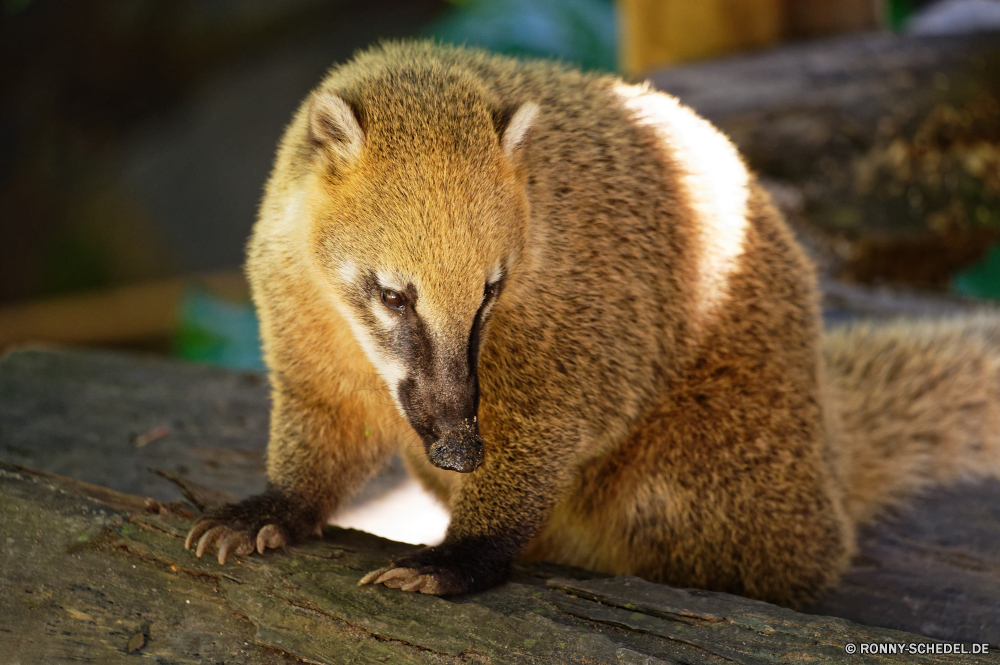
xmin=826 ymin=315 xmax=1000 ymax=525
xmin=185 ymin=41 xmax=1000 ymax=607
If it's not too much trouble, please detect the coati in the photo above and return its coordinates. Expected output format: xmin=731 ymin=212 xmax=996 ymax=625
xmin=185 ymin=41 xmax=1000 ymax=606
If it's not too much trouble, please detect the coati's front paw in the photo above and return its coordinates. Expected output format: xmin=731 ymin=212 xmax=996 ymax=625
xmin=358 ymin=541 xmax=512 ymax=596
xmin=358 ymin=565 xmax=467 ymax=595
xmin=185 ymin=518 xmax=288 ymax=565
xmin=184 ymin=491 xmax=321 ymax=565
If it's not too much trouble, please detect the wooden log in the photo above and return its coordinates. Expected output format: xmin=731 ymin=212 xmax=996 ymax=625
xmin=650 ymin=31 xmax=1000 ymax=181
xmin=2 ymin=347 xmax=1000 ymax=662
xmin=3 ymin=457 xmax=995 ymax=664
xmin=651 ymin=30 xmax=1000 ymax=286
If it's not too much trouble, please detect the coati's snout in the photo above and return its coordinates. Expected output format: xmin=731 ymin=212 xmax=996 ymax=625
xmin=397 ymin=373 xmax=485 ymax=473
xmin=428 ymin=421 xmax=485 ymax=474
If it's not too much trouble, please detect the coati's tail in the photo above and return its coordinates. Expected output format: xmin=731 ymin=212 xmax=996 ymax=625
xmin=824 ymin=313 xmax=1000 ymax=526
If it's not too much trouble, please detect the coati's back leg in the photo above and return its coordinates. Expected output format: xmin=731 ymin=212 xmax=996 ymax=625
xmin=522 ymin=371 xmax=854 ymax=607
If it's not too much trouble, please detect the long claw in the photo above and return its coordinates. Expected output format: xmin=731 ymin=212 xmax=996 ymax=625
xmin=217 ymin=532 xmax=250 ymax=565
xmin=358 ymin=565 xmax=455 ymax=595
xmin=358 ymin=566 xmax=394 ymax=586
xmin=376 ymin=567 xmax=421 ymax=589
xmin=195 ymin=525 xmax=227 ymax=558
xmin=417 ymin=575 xmax=448 ymax=595
xmin=256 ymin=524 xmax=286 ymax=554
xmin=380 ymin=576 xmax=409 ymax=589
xmin=237 ymin=537 xmax=255 ymax=556
xmin=401 ymin=576 xmax=428 ymax=592
xmin=374 ymin=567 xmax=417 ymax=585
xmin=185 ymin=519 xmax=213 ymax=550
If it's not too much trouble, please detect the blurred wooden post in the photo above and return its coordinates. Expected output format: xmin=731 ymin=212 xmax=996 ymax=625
xmin=619 ymin=0 xmax=785 ymax=75
xmin=0 ymin=270 xmax=247 ymax=351
xmin=619 ymin=0 xmax=885 ymax=76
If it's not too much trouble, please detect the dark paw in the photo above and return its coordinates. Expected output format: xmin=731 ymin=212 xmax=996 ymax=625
xmin=183 ymin=490 xmax=321 ymax=565
xmin=185 ymin=519 xmax=290 ymax=564
xmin=358 ymin=539 xmax=513 ymax=596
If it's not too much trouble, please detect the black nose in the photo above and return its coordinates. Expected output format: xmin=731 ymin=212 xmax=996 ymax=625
xmin=427 ymin=420 xmax=485 ymax=473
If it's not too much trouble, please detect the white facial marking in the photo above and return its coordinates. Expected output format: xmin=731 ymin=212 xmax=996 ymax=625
xmin=333 ymin=300 xmax=407 ymax=406
xmin=487 ymin=263 xmax=504 ymax=286
xmin=370 ymin=299 xmax=400 ymax=329
xmin=338 ymin=260 xmax=359 ymax=284
xmin=481 ymin=293 xmax=498 ymax=321
xmin=376 ymin=270 xmax=405 ymax=293
xmin=614 ymin=82 xmax=749 ymax=327
xmin=263 ymin=188 xmax=308 ymax=241
xmin=328 ymin=265 xmax=414 ymax=414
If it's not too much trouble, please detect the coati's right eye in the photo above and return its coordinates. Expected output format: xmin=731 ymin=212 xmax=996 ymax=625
xmin=381 ymin=288 xmax=405 ymax=312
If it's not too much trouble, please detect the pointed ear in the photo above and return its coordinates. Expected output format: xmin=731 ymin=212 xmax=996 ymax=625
xmin=495 ymin=102 xmax=538 ymax=159
xmin=308 ymin=91 xmax=364 ymax=164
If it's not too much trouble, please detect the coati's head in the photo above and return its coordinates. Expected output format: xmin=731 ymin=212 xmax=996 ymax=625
xmin=302 ymin=59 xmax=537 ymax=473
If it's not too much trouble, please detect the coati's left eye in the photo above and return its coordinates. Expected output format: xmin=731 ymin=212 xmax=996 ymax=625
xmin=381 ymin=288 xmax=405 ymax=312
xmin=484 ymin=281 xmax=499 ymax=299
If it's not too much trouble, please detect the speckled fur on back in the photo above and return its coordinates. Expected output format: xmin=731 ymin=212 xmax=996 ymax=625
xmin=184 ymin=41 xmax=1000 ymax=607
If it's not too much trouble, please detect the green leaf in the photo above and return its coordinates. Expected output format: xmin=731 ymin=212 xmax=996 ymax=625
xmin=952 ymin=243 xmax=1000 ymax=300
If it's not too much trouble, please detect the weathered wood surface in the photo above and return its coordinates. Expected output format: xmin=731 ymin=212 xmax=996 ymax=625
xmin=0 ymin=346 xmax=270 ymax=502
xmin=2 ymin=347 xmax=1000 ymax=663
xmin=0 ymin=346 xmax=405 ymax=510
xmin=1 ymin=457 xmax=993 ymax=664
